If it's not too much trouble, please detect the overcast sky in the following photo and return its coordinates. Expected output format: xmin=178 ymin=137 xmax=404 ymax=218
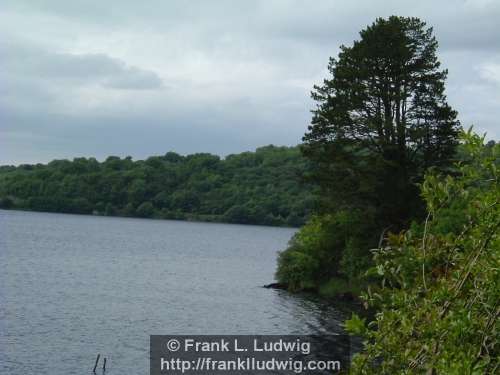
xmin=1 ymin=0 xmax=499 ymax=165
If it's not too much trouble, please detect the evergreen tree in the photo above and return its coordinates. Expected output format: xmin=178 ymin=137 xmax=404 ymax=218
xmin=303 ymin=16 xmax=460 ymax=229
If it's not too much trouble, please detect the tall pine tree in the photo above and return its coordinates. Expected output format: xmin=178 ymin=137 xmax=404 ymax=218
xmin=303 ymin=16 xmax=460 ymax=229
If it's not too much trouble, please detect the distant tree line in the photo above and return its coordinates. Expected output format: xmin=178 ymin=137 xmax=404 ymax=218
xmin=0 ymin=145 xmax=316 ymax=227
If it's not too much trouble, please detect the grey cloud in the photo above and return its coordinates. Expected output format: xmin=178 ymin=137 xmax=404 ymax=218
xmin=1 ymin=0 xmax=499 ymax=165
xmin=102 ymin=66 xmax=164 ymax=90
xmin=6 ymin=1 xmax=499 ymax=53
xmin=42 ymin=52 xmax=164 ymax=90
xmin=477 ymin=63 xmax=500 ymax=85
xmin=2 ymin=40 xmax=164 ymax=90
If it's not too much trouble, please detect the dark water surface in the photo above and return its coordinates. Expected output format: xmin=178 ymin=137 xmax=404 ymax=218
xmin=1 ymin=210 xmax=352 ymax=374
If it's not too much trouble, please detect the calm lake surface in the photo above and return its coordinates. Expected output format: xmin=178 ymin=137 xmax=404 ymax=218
xmin=1 ymin=210 xmax=352 ymax=374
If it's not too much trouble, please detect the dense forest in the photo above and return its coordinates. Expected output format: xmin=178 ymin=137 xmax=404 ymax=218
xmin=0 ymin=145 xmax=316 ymax=226
xmin=274 ymin=16 xmax=499 ymax=373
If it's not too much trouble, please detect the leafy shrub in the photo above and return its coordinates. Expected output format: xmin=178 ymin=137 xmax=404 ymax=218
xmin=276 ymin=209 xmax=377 ymax=291
xmin=136 ymin=201 xmax=154 ymax=218
xmin=347 ymin=130 xmax=500 ymax=374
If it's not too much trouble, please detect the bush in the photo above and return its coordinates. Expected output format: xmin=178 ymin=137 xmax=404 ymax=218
xmin=223 ymin=205 xmax=252 ymax=224
xmin=347 ymin=130 xmax=500 ymax=374
xmin=0 ymin=196 xmax=14 ymax=209
xmin=136 ymin=201 xmax=154 ymax=218
xmin=276 ymin=210 xmax=377 ymax=292
xmin=104 ymin=203 xmax=115 ymax=216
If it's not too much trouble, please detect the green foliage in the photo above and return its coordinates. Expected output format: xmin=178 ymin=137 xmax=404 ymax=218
xmin=276 ymin=210 xmax=377 ymax=291
xmin=0 ymin=196 xmax=14 ymax=209
xmin=277 ymin=16 xmax=461 ymax=298
xmin=0 ymin=145 xmax=316 ymax=227
xmin=303 ymin=16 xmax=459 ymax=228
xmin=318 ymin=278 xmax=364 ymax=299
xmin=136 ymin=201 xmax=154 ymax=218
xmin=346 ymin=131 xmax=500 ymax=373
xmin=344 ymin=313 xmax=367 ymax=336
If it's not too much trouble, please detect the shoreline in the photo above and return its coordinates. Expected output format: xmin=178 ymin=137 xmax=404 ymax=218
xmin=0 ymin=207 xmax=301 ymax=229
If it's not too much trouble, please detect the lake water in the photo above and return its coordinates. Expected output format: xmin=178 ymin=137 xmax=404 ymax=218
xmin=0 ymin=210 xmax=352 ymax=374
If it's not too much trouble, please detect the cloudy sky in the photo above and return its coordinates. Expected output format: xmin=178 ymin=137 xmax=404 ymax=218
xmin=1 ymin=0 xmax=499 ymax=165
